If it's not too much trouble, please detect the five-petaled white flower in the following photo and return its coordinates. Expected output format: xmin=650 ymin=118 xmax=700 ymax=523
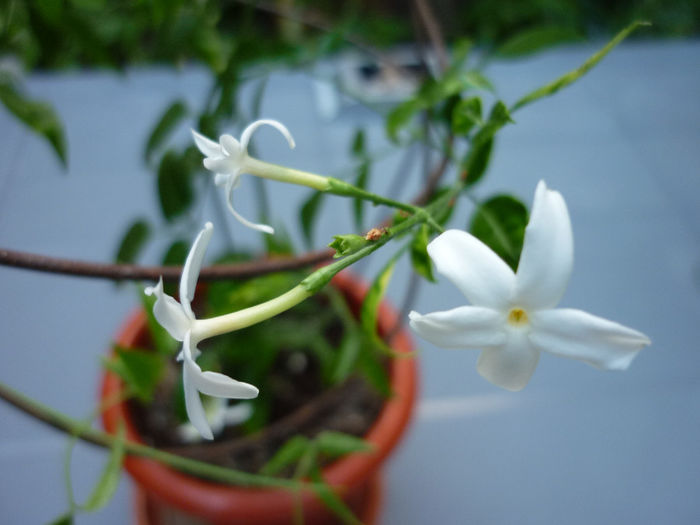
xmin=145 ymin=222 xmax=259 ymax=439
xmin=191 ymin=120 xmax=296 ymax=235
xmin=409 ymin=180 xmax=651 ymax=391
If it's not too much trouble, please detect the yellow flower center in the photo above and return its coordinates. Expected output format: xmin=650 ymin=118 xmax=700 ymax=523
xmin=507 ymin=308 xmax=529 ymax=326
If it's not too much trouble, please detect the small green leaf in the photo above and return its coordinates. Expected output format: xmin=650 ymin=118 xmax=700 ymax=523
xmin=352 ymin=162 xmax=370 ymax=230
xmin=316 ymin=431 xmax=374 ymax=457
xmin=350 ymin=129 xmax=365 ymax=157
xmin=410 ymin=224 xmax=435 ymax=282
xmin=330 ymin=331 xmax=361 ymax=384
xmin=469 ymin=194 xmax=529 ymax=270
xmin=386 ymin=98 xmax=422 ymax=142
xmin=104 ymin=346 xmax=165 ymax=402
xmin=497 ymin=26 xmax=582 ymax=58
xmin=463 ymin=138 xmax=493 ymax=186
xmin=452 ymin=96 xmax=483 ymax=136
xmin=80 ymin=424 xmax=125 ymax=511
xmin=47 ymin=513 xmax=73 ymax=525
xmin=511 ymin=21 xmax=650 ymax=112
xmin=157 ymin=150 xmax=194 ymax=221
xmin=260 ymin=436 xmax=310 ymax=476
xmin=0 ymin=81 xmax=67 ymax=166
xmin=300 ymin=191 xmax=324 ymax=247
xmin=309 ymin=470 xmax=362 ymax=525
xmin=162 ymin=240 xmax=189 ymax=266
xmin=144 ymin=100 xmax=188 ymax=162
xmin=114 ymin=219 xmax=150 ymax=264
xmin=329 ymin=234 xmax=369 ymax=258
xmin=458 ymin=70 xmax=495 ymax=93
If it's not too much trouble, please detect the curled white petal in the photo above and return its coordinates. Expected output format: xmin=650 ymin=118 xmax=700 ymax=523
xmin=409 ymin=307 xmax=507 ymax=349
xmin=239 ymin=119 xmax=295 ymax=152
xmin=181 ymin=332 xmax=259 ymax=440
xmin=144 ymin=278 xmax=189 ymax=341
xmin=224 ymin=174 xmax=275 ymax=235
xmin=427 ymin=229 xmax=515 ymax=310
xmin=180 ymin=222 xmax=214 ymax=319
xmin=514 ymin=180 xmax=573 ymax=310
xmin=477 ymin=331 xmax=540 ymax=391
xmin=191 ymin=129 xmax=223 ymax=159
xmin=530 ymin=308 xmax=651 ymax=370
xmin=203 ymin=156 xmax=233 ymax=174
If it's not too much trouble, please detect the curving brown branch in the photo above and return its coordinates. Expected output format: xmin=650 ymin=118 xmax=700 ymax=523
xmin=0 ymin=247 xmax=334 ymax=282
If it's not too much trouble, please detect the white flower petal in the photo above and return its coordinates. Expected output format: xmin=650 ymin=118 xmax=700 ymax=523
xmin=477 ymin=331 xmax=540 ymax=391
xmin=427 ymin=229 xmax=515 ymax=310
xmin=144 ymin=278 xmax=189 ymax=341
xmin=214 ymin=173 xmax=230 ymax=187
xmin=408 ymin=307 xmax=507 ymax=349
xmin=239 ymin=119 xmax=295 ymax=152
xmin=195 ymin=371 xmax=259 ymax=399
xmin=219 ymin=134 xmax=242 ymax=157
xmin=514 ymin=180 xmax=573 ymax=310
xmin=203 ymin=156 xmax=232 ymax=174
xmin=530 ymin=308 xmax=651 ymax=370
xmin=180 ymin=222 xmax=214 ymax=319
xmin=181 ymin=333 xmax=214 ymax=440
xmin=224 ymin=175 xmax=275 ymax=235
xmin=191 ymin=129 xmax=222 ymax=158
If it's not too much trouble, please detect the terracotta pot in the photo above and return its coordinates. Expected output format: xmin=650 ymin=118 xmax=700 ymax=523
xmin=101 ymin=270 xmax=418 ymax=524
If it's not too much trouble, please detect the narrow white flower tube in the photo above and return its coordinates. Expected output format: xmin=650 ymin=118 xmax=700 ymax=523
xmin=409 ymin=180 xmax=651 ymax=391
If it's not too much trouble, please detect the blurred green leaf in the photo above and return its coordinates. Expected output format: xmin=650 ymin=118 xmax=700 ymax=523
xmin=300 ymin=191 xmax=324 ymax=248
xmin=511 ymin=21 xmax=650 ymax=112
xmin=469 ymin=194 xmax=529 ymax=270
xmin=410 ymin=224 xmax=435 ymax=282
xmin=80 ymin=424 xmax=125 ymax=511
xmin=48 ymin=513 xmax=73 ymax=525
xmin=161 ymin=239 xmax=189 ymax=266
xmin=145 ymin=99 xmax=188 ymax=162
xmin=260 ymin=435 xmax=310 ymax=476
xmin=104 ymin=346 xmax=165 ymax=402
xmin=452 ymin=96 xmax=483 ymax=136
xmin=386 ymin=98 xmax=422 ymax=142
xmin=114 ymin=219 xmax=150 ymax=264
xmin=352 ymin=162 xmax=369 ymax=230
xmin=157 ymin=150 xmax=193 ymax=221
xmin=310 ymin=470 xmax=362 ymax=525
xmin=350 ymin=129 xmax=365 ymax=157
xmin=497 ymin=25 xmax=582 ymax=58
xmin=0 ymin=81 xmax=67 ymax=166
xmin=316 ymin=431 xmax=374 ymax=457
xmin=330 ymin=331 xmax=361 ymax=384
xmin=463 ymin=138 xmax=493 ymax=186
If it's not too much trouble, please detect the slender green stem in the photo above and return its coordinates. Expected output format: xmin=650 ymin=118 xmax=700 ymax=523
xmin=0 ymin=381 xmax=316 ymax=491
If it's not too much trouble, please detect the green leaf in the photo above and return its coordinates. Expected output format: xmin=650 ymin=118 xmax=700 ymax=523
xmin=300 ymin=191 xmax=324 ymax=248
xmin=410 ymin=224 xmax=435 ymax=282
xmin=309 ymin=470 xmax=362 ymax=525
xmin=457 ymin=70 xmax=495 ymax=93
xmin=161 ymin=240 xmax=189 ymax=266
xmin=47 ymin=513 xmax=73 ymax=525
xmin=144 ymin=100 xmax=187 ymax=162
xmin=350 ymin=129 xmax=365 ymax=157
xmin=157 ymin=150 xmax=194 ymax=221
xmin=315 ymin=431 xmax=374 ymax=457
xmin=386 ymin=98 xmax=422 ymax=142
xmin=497 ymin=26 xmax=582 ymax=58
xmin=114 ymin=219 xmax=150 ymax=264
xmin=104 ymin=346 xmax=165 ymax=402
xmin=511 ymin=21 xmax=650 ymax=112
xmin=469 ymin=194 xmax=529 ymax=270
xmin=452 ymin=96 xmax=483 ymax=136
xmin=352 ymin=162 xmax=369 ymax=230
xmin=80 ymin=424 xmax=125 ymax=512
xmin=330 ymin=331 xmax=361 ymax=384
xmin=0 ymin=81 xmax=67 ymax=166
xmin=259 ymin=435 xmax=310 ymax=476
xmin=463 ymin=138 xmax=493 ymax=186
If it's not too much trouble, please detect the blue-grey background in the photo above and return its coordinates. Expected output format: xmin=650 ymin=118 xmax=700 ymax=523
xmin=0 ymin=39 xmax=698 ymax=524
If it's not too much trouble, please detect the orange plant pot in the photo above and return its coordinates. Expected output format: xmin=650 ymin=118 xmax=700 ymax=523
xmin=101 ymin=271 xmax=418 ymax=524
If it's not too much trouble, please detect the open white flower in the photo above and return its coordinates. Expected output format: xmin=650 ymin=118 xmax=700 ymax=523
xmin=191 ymin=120 xmax=296 ymax=235
xmin=145 ymin=222 xmax=259 ymax=439
xmin=409 ymin=180 xmax=651 ymax=391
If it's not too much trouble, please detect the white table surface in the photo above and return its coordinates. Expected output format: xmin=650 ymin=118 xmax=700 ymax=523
xmin=1 ymin=39 xmax=699 ymax=524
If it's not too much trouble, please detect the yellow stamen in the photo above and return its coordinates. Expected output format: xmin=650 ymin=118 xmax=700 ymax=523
xmin=508 ymin=308 xmax=529 ymax=326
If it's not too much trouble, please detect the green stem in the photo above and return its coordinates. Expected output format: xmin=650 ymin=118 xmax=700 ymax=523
xmin=0 ymin=381 xmax=315 ymax=491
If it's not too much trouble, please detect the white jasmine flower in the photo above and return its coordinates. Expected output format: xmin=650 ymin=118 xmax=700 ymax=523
xmin=145 ymin=222 xmax=259 ymax=439
xmin=177 ymin=399 xmax=253 ymax=442
xmin=191 ymin=120 xmax=296 ymax=235
xmin=409 ymin=180 xmax=651 ymax=391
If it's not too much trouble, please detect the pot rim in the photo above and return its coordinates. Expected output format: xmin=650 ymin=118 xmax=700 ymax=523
xmin=101 ymin=270 xmax=417 ymax=521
